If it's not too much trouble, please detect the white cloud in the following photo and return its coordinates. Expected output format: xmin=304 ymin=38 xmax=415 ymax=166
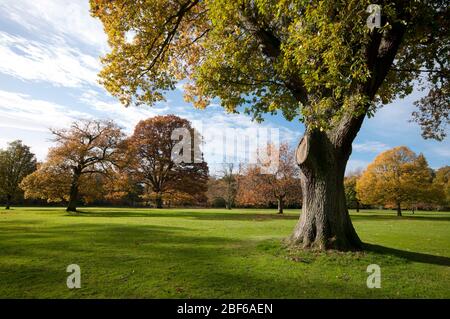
xmin=0 ymin=0 xmax=108 ymax=52
xmin=353 ymin=141 xmax=390 ymax=153
xmin=0 ymin=32 xmax=100 ymax=88
xmin=0 ymin=89 xmax=96 ymax=160
xmin=0 ymin=128 xmax=51 ymax=161
xmin=79 ymin=90 xmax=171 ymax=133
xmin=363 ymin=95 xmax=421 ymax=137
xmin=0 ymin=89 xmax=92 ymax=133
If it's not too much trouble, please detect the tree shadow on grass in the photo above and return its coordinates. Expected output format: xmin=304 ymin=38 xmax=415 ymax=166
xmin=0 ymin=221 xmax=248 ymax=287
xmin=69 ymin=210 xmax=299 ymax=221
xmin=68 ymin=209 xmax=450 ymax=222
xmin=364 ymin=243 xmax=450 ymax=267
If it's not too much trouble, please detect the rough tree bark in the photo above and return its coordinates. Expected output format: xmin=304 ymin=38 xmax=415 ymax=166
xmin=66 ymin=170 xmax=81 ymax=212
xmin=290 ymin=128 xmax=363 ymax=251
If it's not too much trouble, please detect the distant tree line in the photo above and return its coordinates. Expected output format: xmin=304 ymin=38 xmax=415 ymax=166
xmin=207 ymin=145 xmax=450 ymax=215
xmin=0 ymin=117 xmax=448 ymax=215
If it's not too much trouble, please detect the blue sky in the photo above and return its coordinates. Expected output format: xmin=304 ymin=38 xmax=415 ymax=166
xmin=0 ymin=1 xmax=448 ymax=174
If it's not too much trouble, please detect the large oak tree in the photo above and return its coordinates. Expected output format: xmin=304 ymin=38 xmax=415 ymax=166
xmin=21 ymin=120 xmax=125 ymax=212
xmin=21 ymin=163 xmax=122 ymax=207
xmin=356 ymin=146 xmax=434 ymax=216
xmin=125 ymin=115 xmax=208 ymax=208
xmin=91 ymin=0 xmax=449 ymax=250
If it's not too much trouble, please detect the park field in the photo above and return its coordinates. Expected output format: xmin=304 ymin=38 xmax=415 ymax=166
xmin=0 ymin=207 xmax=449 ymax=298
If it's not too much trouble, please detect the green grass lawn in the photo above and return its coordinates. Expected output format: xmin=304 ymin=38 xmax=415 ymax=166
xmin=0 ymin=207 xmax=449 ymax=298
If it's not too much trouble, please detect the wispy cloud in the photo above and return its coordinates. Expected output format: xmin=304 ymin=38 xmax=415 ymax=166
xmin=0 ymin=89 xmax=92 ymax=132
xmin=0 ymin=32 xmax=100 ymax=88
xmin=353 ymin=141 xmax=390 ymax=153
xmin=0 ymin=89 xmax=93 ymax=160
xmin=0 ymin=0 xmax=107 ymax=52
xmin=79 ymin=90 xmax=171 ymax=133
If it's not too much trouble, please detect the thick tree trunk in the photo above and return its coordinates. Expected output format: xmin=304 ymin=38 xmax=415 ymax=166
xmin=5 ymin=194 xmax=11 ymax=210
xmin=290 ymin=130 xmax=362 ymax=251
xmin=277 ymin=196 xmax=284 ymax=214
xmin=66 ymin=172 xmax=80 ymax=212
xmin=356 ymin=201 xmax=360 ymax=212
xmin=396 ymin=201 xmax=402 ymax=217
